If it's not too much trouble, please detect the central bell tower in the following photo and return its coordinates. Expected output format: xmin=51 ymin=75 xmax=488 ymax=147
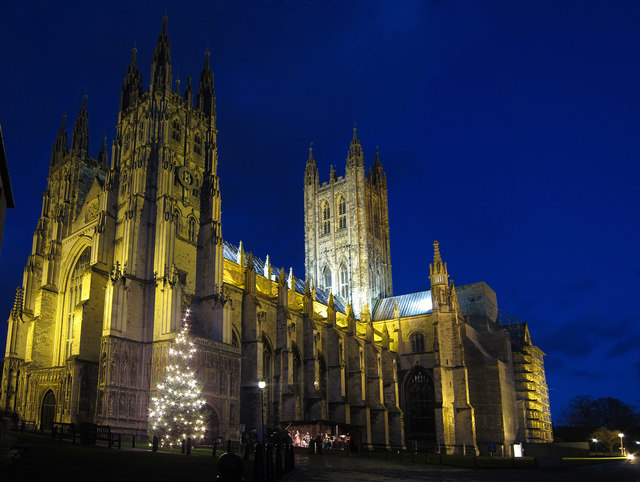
xmin=304 ymin=128 xmax=392 ymax=316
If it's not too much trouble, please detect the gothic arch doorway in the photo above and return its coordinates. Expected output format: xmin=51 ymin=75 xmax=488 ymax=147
xmin=41 ymin=390 xmax=56 ymax=431
xmin=403 ymin=366 xmax=436 ymax=449
xmin=204 ymin=404 xmax=220 ymax=443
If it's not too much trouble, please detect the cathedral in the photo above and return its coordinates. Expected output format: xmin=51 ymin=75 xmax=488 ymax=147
xmin=1 ymin=19 xmax=552 ymax=455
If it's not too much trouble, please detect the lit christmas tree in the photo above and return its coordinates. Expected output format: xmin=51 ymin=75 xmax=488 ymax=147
xmin=148 ymin=308 xmax=208 ymax=447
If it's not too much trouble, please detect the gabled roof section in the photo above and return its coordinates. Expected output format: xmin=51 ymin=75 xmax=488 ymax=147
xmin=222 ymin=240 xmax=346 ymax=314
xmin=372 ymin=291 xmax=432 ymax=321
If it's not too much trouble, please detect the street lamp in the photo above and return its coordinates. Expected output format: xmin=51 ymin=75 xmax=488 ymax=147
xmin=592 ymin=438 xmax=598 ymax=455
xmin=258 ymin=380 xmax=266 ymax=442
xmin=618 ymin=433 xmax=625 ymax=456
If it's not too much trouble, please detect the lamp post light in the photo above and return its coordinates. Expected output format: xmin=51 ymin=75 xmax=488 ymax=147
xmin=592 ymin=438 xmax=598 ymax=455
xmin=618 ymin=433 xmax=625 ymax=456
xmin=258 ymin=380 xmax=266 ymax=442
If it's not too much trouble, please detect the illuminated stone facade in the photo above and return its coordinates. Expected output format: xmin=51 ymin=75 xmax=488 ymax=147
xmin=1 ymin=19 xmax=552 ymax=454
xmin=304 ymin=135 xmax=392 ymax=316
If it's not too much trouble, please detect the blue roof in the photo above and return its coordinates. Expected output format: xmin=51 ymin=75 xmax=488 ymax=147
xmin=222 ymin=240 xmax=346 ymax=314
xmin=372 ymin=291 xmax=433 ymax=321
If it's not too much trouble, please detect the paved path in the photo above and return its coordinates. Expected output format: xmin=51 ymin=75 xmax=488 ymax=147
xmin=284 ymin=452 xmax=640 ymax=481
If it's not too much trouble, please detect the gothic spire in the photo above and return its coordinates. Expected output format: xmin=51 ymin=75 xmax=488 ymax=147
xmin=50 ymin=113 xmax=68 ymax=168
xmin=372 ymin=145 xmax=385 ymax=186
xmin=429 ymin=240 xmax=449 ymax=287
xmin=197 ymin=50 xmax=215 ymax=118
xmin=70 ymin=95 xmax=89 ymax=158
xmin=346 ymin=124 xmax=363 ymax=168
xmin=151 ymin=16 xmax=172 ymax=94
xmin=98 ymin=135 xmax=108 ymax=169
xmin=184 ymin=76 xmax=193 ymax=107
xmin=120 ymin=47 xmax=143 ymax=114
xmin=305 ymin=142 xmax=317 ymax=185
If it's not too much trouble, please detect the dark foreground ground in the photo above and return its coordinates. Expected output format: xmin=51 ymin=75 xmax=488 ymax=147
xmin=2 ymin=429 xmax=638 ymax=481
xmin=288 ymin=451 xmax=640 ymax=482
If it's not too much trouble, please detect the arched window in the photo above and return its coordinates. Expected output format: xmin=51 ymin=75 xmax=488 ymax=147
xmin=318 ymin=353 xmax=328 ymax=414
xmin=323 ymin=266 xmax=332 ymax=293
xmin=337 ymin=195 xmax=346 ymax=230
xmin=404 ymin=367 xmax=436 ymax=441
xmin=171 ymin=119 xmax=181 ymax=142
xmin=373 ymin=204 xmax=380 ymax=238
xmin=194 ymin=132 xmax=202 ymax=155
xmin=64 ymin=249 xmax=91 ymax=361
xmin=188 ymin=217 xmax=197 ymax=242
xmin=292 ymin=344 xmax=303 ymax=419
xmin=123 ymin=130 xmax=131 ymax=152
xmin=322 ymin=201 xmax=330 ymax=235
xmin=410 ymin=332 xmax=425 ymax=353
xmin=120 ymin=170 xmax=128 ymax=195
xmin=174 ymin=210 xmax=181 ymax=237
xmin=339 ymin=264 xmax=349 ymax=300
xmin=262 ymin=336 xmax=273 ymax=427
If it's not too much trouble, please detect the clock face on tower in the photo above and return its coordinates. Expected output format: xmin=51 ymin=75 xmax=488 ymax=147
xmin=177 ymin=166 xmax=195 ymax=189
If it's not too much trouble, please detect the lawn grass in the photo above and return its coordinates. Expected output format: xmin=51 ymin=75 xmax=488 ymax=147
xmin=2 ymin=430 xmax=254 ymax=481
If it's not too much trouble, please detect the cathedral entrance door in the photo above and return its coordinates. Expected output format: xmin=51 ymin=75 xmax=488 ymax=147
xmin=204 ymin=404 xmax=219 ymax=444
xmin=41 ymin=390 xmax=56 ymax=432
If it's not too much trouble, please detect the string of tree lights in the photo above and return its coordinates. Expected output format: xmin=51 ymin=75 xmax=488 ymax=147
xmin=148 ymin=308 xmax=208 ymax=447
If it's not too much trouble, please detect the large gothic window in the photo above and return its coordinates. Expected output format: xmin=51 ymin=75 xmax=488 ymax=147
xmin=322 ymin=201 xmax=330 ymax=235
xmin=404 ymin=367 xmax=436 ymax=441
xmin=337 ymin=195 xmax=346 ymax=230
xmin=339 ymin=264 xmax=349 ymax=300
xmin=410 ymin=332 xmax=425 ymax=353
xmin=63 ymin=248 xmax=91 ymax=361
xmin=323 ymin=266 xmax=332 ymax=293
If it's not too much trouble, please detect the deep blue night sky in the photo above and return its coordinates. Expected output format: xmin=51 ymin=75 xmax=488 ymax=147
xmin=1 ymin=1 xmax=638 ymax=420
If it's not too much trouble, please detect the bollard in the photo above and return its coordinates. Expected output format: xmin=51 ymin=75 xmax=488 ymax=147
xmin=265 ymin=444 xmax=274 ymax=482
xmin=217 ymin=451 xmax=245 ymax=482
xmin=283 ymin=443 xmax=289 ymax=472
xmin=186 ymin=437 xmax=192 ymax=456
xmin=153 ymin=435 xmax=159 ymax=453
xmin=213 ymin=441 xmax=218 ymax=457
xmin=275 ymin=443 xmax=283 ymax=479
xmin=254 ymin=443 xmax=265 ymax=482
xmin=132 ymin=434 xmax=136 ymax=448
xmin=227 ymin=439 xmax=233 ymax=453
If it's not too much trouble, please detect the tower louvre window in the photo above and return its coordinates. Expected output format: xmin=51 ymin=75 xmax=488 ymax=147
xmin=337 ymin=195 xmax=346 ymax=230
xmin=322 ymin=201 xmax=330 ymax=235
xmin=323 ymin=266 xmax=332 ymax=293
xmin=171 ymin=119 xmax=181 ymax=142
xmin=194 ymin=133 xmax=202 ymax=155
xmin=339 ymin=264 xmax=349 ymax=300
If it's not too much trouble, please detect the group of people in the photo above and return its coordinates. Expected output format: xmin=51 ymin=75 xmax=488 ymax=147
xmin=290 ymin=430 xmax=351 ymax=451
